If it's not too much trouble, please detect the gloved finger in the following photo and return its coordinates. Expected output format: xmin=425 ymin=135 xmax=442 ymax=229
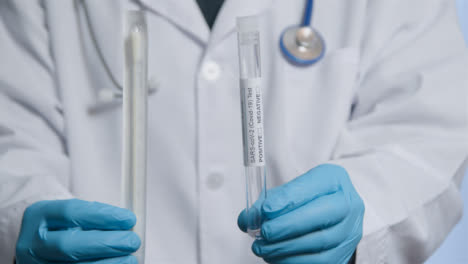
xmin=262 ymin=234 xmax=360 ymax=264
xmin=41 ymin=199 xmax=136 ymax=230
xmin=238 ymin=194 xmax=266 ymax=233
xmin=253 ymin=216 xmax=350 ymax=259
xmin=261 ymin=191 xmax=348 ymax=243
xmin=238 ymin=208 xmax=263 ymax=234
xmin=34 ymin=229 xmax=140 ymax=261
xmin=75 ymin=255 xmax=138 ymax=264
xmin=51 ymin=256 xmax=138 ymax=264
xmin=238 ymin=209 xmax=248 ymax=233
xmin=262 ymin=165 xmax=346 ymax=220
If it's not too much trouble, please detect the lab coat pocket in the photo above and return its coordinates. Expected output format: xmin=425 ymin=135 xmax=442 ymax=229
xmin=280 ymin=46 xmax=360 ymax=124
xmin=266 ymin=47 xmax=361 ymax=179
xmin=283 ymin=47 xmax=360 ymax=90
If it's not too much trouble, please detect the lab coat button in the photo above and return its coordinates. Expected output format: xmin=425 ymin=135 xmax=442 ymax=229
xmin=206 ymin=172 xmax=224 ymax=190
xmin=202 ymin=61 xmax=221 ymax=81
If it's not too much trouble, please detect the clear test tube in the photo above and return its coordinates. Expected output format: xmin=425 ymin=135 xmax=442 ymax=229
xmin=122 ymin=11 xmax=148 ymax=263
xmin=236 ymin=16 xmax=267 ymax=239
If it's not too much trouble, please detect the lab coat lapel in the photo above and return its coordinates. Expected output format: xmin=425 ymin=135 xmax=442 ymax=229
xmin=209 ymin=0 xmax=273 ymax=44
xmin=82 ymin=0 xmax=124 ymax=87
xmin=79 ymin=0 xmax=272 ymax=88
xmin=138 ymin=0 xmax=210 ymax=44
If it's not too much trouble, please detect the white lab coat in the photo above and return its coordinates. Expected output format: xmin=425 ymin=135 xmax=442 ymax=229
xmin=1 ymin=0 xmax=467 ymax=263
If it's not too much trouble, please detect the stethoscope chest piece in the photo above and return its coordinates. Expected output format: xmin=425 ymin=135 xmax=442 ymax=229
xmin=280 ymin=25 xmax=325 ymax=66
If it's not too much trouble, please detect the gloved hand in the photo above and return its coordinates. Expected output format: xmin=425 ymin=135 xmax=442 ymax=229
xmin=238 ymin=164 xmax=365 ymax=264
xmin=16 ymin=199 xmax=140 ymax=264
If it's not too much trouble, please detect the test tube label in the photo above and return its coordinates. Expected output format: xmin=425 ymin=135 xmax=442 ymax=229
xmin=241 ymin=78 xmax=265 ymax=167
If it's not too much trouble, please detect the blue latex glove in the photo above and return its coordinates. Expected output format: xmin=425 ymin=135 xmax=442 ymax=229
xmin=16 ymin=199 xmax=140 ymax=264
xmin=238 ymin=164 xmax=365 ymax=264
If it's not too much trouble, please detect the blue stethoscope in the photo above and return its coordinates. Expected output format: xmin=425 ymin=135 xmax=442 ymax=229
xmin=280 ymin=0 xmax=325 ymax=65
xmin=86 ymin=0 xmax=324 ymax=113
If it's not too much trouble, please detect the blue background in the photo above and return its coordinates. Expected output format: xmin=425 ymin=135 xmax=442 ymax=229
xmin=426 ymin=1 xmax=468 ymax=263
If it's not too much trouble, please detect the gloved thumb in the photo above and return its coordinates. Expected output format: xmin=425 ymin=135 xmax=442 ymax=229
xmin=237 ymin=209 xmax=248 ymax=233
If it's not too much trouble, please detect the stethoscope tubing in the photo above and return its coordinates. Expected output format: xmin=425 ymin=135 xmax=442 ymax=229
xmin=82 ymin=2 xmax=123 ymax=93
xmin=303 ymin=0 xmax=314 ymax=26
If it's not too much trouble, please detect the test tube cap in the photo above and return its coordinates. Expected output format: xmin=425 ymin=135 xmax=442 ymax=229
xmin=126 ymin=10 xmax=146 ymax=24
xmin=125 ymin=11 xmax=147 ymax=34
xmin=237 ymin=15 xmax=259 ymax=32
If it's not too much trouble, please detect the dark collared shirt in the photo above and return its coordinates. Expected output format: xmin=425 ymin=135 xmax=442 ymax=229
xmin=196 ymin=0 xmax=225 ymax=29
